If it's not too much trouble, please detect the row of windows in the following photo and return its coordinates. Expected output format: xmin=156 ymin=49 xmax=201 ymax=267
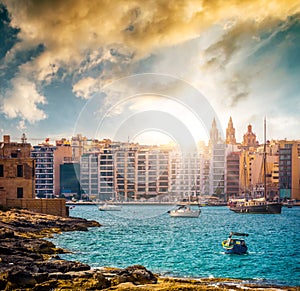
xmin=0 ymin=164 xmax=23 ymax=177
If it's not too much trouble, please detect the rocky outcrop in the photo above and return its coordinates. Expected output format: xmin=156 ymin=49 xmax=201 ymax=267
xmin=111 ymin=265 xmax=158 ymax=286
xmin=0 ymin=209 xmax=161 ymax=290
xmin=0 ymin=208 xmax=101 ymax=290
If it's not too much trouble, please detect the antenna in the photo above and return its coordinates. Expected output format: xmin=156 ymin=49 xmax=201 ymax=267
xmin=21 ymin=133 xmax=27 ymax=144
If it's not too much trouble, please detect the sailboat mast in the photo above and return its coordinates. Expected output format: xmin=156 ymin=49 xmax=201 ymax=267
xmin=263 ymin=117 xmax=267 ymax=200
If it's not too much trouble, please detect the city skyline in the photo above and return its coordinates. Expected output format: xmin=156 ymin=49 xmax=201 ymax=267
xmin=0 ymin=1 xmax=299 ymax=146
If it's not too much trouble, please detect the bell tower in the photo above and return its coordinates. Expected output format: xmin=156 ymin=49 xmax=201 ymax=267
xmin=226 ymin=116 xmax=236 ymax=145
xmin=209 ymin=118 xmax=219 ymax=146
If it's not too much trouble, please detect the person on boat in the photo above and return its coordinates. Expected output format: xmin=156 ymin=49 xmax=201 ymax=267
xmin=227 ymin=233 xmax=233 ymax=246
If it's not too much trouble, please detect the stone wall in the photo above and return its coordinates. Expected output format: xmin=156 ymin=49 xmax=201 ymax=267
xmin=6 ymin=198 xmax=68 ymax=217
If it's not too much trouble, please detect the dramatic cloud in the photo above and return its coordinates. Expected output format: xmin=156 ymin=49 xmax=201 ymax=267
xmin=73 ymin=77 xmax=100 ymax=99
xmin=3 ymin=0 xmax=299 ymax=80
xmin=0 ymin=0 xmax=299 ymax=140
xmin=1 ymin=77 xmax=47 ymax=123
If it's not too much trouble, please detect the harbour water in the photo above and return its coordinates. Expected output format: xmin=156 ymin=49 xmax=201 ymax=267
xmin=49 ymin=205 xmax=300 ymax=287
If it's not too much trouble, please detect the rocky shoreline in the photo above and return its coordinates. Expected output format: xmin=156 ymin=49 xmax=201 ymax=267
xmin=0 ymin=208 xmax=298 ymax=291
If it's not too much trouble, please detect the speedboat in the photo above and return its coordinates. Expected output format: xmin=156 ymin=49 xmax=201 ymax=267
xmin=168 ymin=205 xmax=201 ymax=218
xmin=222 ymin=232 xmax=248 ymax=254
xmin=99 ymin=203 xmax=122 ymax=211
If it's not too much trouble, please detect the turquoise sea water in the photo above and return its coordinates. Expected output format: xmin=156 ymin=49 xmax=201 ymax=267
xmin=49 ymin=205 xmax=300 ymax=287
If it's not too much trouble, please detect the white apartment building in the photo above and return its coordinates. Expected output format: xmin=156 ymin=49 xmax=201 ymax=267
xmin=31 ymin=144 xmax=56 ymax=198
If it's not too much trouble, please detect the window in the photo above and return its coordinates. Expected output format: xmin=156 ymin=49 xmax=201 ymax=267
xmin=17 ymin=187 xmax=23 ymax=198
xmin=17 ymin=165 xmax=23 ymax=177
xmin=0 ymin=165 xmax=3 ymax=177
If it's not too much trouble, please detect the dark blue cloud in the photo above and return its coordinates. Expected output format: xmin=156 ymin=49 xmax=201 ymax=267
xmin=0 ymin=4 xmax=19 ymax=59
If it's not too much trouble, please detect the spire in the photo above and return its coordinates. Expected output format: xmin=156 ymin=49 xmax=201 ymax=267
xmin=226 ymin=116 xmax=236 ymax=145
xmin=209 ymin=118 xmax=219 ymax=145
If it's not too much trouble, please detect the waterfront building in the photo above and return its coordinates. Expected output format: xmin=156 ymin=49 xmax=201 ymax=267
xmin=0 ymin=135 xmax=35 ymax=204
xmin=114 ymin=143 xmax=137 ymax=201
xmin=208 ymin=119 xmax=226 ymax=200
xmin=31 ymin=143 xmax=56 ymax=198
xmin=99 ymin=147 xmax=114 ymax=200
xmin=80 ymin=153 xmax=101 ymax=200
xmin=0 ymin=135 xmax=67 ymax=216
xmin=54 ymin=139 xmax=72 ymax=196
xmin=226 ymin=151 xmax=240 ymax=200
xmin=211 ymin=143 xmax=226 ymax=199
xmin=170 ymin=151 xmax=200 ymax=202
xmin=278 ymin=140 xmax=300 ymax=201
xmin=60 ymin=162 xmax=81 ymax=199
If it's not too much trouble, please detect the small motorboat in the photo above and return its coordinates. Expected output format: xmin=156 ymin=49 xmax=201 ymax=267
xmin=222 ymin=232 xmax=248 ymax=255
xmin=168 ymin=205 xmax=201 ymax=218
xmin=99 ymin=203 xmax=122 ymax=211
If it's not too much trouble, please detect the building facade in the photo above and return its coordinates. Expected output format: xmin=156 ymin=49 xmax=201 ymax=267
xmin=31 ymin=144 xmax=56 ymax=198
xmin=0 ymin=135 xmax=67 ymax=216
xmin=278 ymin=140 xmax=300 ymax=201
xmin=0 ymin=135 xmax=35 ymax=204
xmin=60 ymin=162 xmax=81 ymax=199
xmin=226 ymin=151 xmax=240 ymax=199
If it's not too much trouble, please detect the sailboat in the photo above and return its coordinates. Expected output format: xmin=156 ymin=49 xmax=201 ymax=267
xmin=98 ymin=190 xmax=122 ymax=211
xmin=168 ymin=204 xmax=201 ymax=218
xmin=168 ymin=183 xmax=201 ymax=218
xmin=229 ymin=118 xmax=282 ymax=214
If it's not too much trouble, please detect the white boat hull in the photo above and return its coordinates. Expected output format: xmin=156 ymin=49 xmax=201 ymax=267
xmin=169 ymin=206 xmax=201 ymax=218
xmin=99 ymin=204 xmax=122 ymax=211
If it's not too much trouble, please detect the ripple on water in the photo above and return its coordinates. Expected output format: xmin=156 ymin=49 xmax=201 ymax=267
xmin=50 ymin=205 xmax=300 ymax=286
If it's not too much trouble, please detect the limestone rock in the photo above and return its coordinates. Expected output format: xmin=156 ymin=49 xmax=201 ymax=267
xmin=111 ymin=265 xmax=158 ymax=286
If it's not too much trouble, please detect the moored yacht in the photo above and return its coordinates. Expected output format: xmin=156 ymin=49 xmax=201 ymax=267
xmin=228 ymin=118 xmax=282 ymax=214
xmin=168 ymin=204 xmax=201 ymax=218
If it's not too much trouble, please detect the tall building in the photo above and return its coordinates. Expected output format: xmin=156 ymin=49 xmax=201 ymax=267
xmin=31 ymin=143 xmax=56 ymax=198
xmin=54 ymin=139 xmax=72 ymax=196
xmin=171 ymin=151 xmax=200 ymax=202
xmin=226 ymin=152 xmax=240 ymax=199
xmin=211 ymin=143 xmax=226 ymax=198
xmin=226 ymin=116 xmax=236 ymax=145
xmin=60 ymin=162 xmax=81 ymax=199
xmin=80 ymin=153 xmax=101 ymax=200
xmin=278 ymin=140 xmax=300 ymax=201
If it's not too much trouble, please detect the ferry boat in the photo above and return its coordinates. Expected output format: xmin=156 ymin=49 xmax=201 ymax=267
xmin=228 ymin=198 xmax=282 ymax=214
xmin=222 ymin=232 xmax=248 ymax=255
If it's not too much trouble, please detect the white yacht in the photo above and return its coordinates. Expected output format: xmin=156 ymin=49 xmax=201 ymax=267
xmin=99 ymin=203 xmax=122 ymax=211
xmin=168 ymin=205 xmax=201 ymax=218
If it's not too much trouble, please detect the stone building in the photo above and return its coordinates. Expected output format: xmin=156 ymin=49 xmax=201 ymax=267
xmin=0 ymin=135 xmax=35 ymax=204
xmin=243 ymin=124 xmax=257 ymax=148
xmin=0 ymin=135 xmax=67 ymax=216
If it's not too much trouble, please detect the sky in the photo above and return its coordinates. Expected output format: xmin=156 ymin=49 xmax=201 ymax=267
xmin=0 ymin=0 xmax=299 ymax=147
